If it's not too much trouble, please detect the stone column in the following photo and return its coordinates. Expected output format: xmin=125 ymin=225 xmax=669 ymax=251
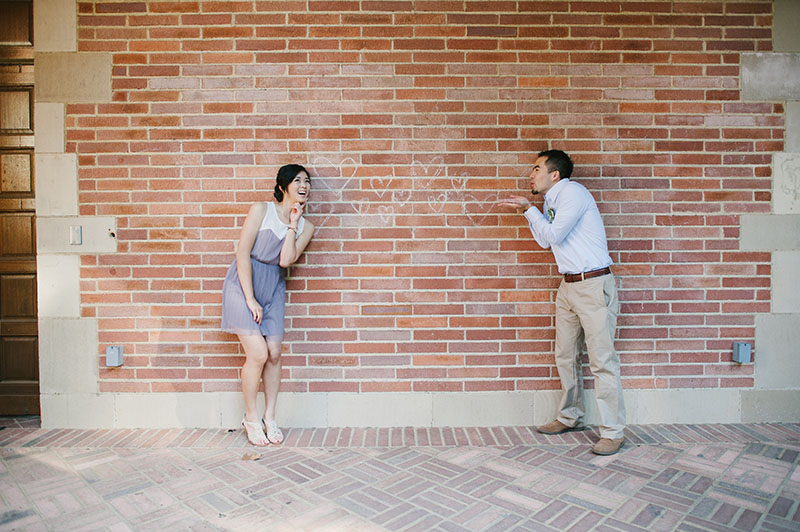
xmin=34 ymin=0 xmax=117 ymax=427
xmin=739 ymin=0 xmax=800 ymax=421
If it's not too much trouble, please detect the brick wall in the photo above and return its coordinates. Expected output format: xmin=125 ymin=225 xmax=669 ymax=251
xmin=70 ymin=0 xmax=780 ymax=396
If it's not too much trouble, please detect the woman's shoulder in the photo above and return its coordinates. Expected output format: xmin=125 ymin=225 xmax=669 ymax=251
xmin=248 ymin=201 xmax=269 ymax=215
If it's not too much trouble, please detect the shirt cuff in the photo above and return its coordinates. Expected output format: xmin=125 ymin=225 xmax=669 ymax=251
xmin=523 ymin=205 xmax=544 ymax=223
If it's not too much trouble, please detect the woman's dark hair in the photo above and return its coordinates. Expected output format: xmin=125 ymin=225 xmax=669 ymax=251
xmin=538 ymin=149 xmax=573 ymax=180
xmin=273 ymin=164 xmax=309 ymax=202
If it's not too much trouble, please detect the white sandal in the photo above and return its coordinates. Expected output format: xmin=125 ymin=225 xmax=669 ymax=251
xmin=242 ymin=416 xmax=268 ymax=446
xmin=262 ymin=419 xmax=284 ymax=444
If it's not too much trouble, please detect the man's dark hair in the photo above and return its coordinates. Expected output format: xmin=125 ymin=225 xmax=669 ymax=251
xmin=538 ymin=149 xmax=573 ymax=180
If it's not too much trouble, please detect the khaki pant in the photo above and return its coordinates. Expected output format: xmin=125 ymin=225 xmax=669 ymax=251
xmin=554 ymin=273 xmax=626 ymax=439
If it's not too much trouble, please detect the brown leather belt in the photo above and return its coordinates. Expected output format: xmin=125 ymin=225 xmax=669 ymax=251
xmin=563 ymin=266 xmax=611 ymax=283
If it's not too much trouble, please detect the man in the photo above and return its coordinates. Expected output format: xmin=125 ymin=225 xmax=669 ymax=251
xmin=499 ymin=149 xmax=626 ymax=455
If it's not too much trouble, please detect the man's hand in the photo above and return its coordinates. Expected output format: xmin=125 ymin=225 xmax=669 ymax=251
xmin=497 ymin=195 xmax=532 ymax=210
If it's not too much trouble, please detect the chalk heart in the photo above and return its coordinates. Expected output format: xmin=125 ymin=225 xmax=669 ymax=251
xmin=427 ymin=192 xmax=447 ymax=213
xmin=450 ymin=175 xmax=467 ymax=192
xmin=377 ymin=205 xmax=394 ymax=224
xmin=394 ymin=189 xmax=412 ymax=207
xmin=307 ymin=156 xmax=360 ymax=229
xmin=412 ymin=156 xmax=444 ymax=190
xmin=367 ymin=175 xmax=395 ymax=212
xmin=463 ymin=191 xmax=501 ymax=226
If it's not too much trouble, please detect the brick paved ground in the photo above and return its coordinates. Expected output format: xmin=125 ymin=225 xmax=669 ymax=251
xmin=1 ymin=417 xmax=799 ymax=531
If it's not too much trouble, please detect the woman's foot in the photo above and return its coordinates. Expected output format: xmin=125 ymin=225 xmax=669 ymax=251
xmin=242 ymin=416 xmax=268 ymax=446
xmin=262 ymin=419 xmax=284 ymax=444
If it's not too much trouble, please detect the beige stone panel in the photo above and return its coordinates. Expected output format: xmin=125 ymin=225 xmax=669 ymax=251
xmin=35 ymin=153 xmax=77 ymax=216
xmin=34 ymin=103 xmax=65 ymax=153
xmin=34 ymin=0 xmax=77 ymax=52
xmin=624 ymin=389 xmax=742 ymax=424
xmin=434 ymin=391 xmax=534 ymax=427
xmin=37 ymin=254 xmax=80 ymax=318
xmin=35 ymin=53 xmax=112 ymax=103
xmin=772 ymin=252 xmax=800 ymax=313
xmin=741 ymin=390 xmax=800 ymax=422
xmin=775 ymin=0 xmax=800 ymax=53
xmin=218 ymin=391 xmax=330 ymax=429
xmin=329 ymin=393 xmax=432 ymax=427
xmin=788 ymin=103 xmax=800 ymax=153
xmin=40 ymin=393 xmax=115 ymax=429
xmin=532 ymin=390 xmax=562 ymax=425
xmin=741 ymin=53 xmax=800 ymax=101
xmin=39 ymin=317 xmax=98 ymax=395
xmin=740 ymin=214 xmax=800 ymax=250
xmin=755 ymin=314 xmax=800 ymax=389
xmin=37 ymin=216 xmax=117 ymax=254
xmin=270 ymin=392 xmax=329 ymax=428
xmin=116 ymin=393 xmax=222 ymax=429
xmin=773 ymin=152 xmax=800 ymax=214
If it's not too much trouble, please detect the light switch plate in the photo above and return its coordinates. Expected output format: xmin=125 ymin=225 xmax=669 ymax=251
xmin=69 ymin=225 xmax=82 ymax=245
xmin=106 ymin=345 xmax=123 ymax=366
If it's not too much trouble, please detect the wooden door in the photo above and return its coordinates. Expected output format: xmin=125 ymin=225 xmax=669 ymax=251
xmin=0 ymin=0 xmax=38 ymax=414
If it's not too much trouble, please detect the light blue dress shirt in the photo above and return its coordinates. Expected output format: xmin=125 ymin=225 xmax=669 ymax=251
xmin=523 ymin=178 xmax=613 ymax=275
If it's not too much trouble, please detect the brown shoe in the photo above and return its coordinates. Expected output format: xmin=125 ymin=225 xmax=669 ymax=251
xmin=536 ymin=419 xmax=586 ymax=435
xmin=592 ymin=438 xmax=624 ymax=455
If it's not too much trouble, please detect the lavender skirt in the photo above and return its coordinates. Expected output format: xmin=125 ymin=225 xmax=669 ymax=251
xmin=221 ymin=258 xmax=286 ymax=341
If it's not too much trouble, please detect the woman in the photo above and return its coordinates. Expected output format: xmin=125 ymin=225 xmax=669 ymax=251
xmin=221 ymin=164 xmax=314 ymax=446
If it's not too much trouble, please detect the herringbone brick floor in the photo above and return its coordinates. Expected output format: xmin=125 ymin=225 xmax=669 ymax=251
xmin=1 ymin=417 xmax=799 ymax=531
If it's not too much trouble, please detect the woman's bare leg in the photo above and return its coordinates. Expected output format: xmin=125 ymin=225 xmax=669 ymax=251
xmin=262 ymin=340 xmax=282 ymax=423
xmin=239 ymin=334 xmax=269 ymax=423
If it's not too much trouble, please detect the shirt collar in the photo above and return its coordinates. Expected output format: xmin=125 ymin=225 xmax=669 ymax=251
xmin=544 ymin=178 xmax=570 ymax=205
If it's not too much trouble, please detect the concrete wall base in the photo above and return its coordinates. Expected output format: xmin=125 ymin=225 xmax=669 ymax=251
xmin=39 ymin=388 xmax=793 ymax=429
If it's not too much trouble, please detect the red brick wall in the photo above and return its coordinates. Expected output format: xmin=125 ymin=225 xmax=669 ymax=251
xmin=70 ymin=0 xmax=779 ymax=395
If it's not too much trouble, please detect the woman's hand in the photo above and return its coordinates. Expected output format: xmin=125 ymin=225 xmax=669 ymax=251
xmin=289 ymin=202 xmax=304 ymax=226
xmin=245 ymin=297 xmax=263 ymax=325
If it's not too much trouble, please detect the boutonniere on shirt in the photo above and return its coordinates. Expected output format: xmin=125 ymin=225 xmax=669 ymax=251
xmin=546 ymin=208 xmax=555 ymax=222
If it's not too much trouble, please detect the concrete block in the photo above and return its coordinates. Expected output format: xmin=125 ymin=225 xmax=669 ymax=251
xmin=773 ymin=152 xmax=800 ymax=214
xmin=329 ymin=393 xmax=432 ymax=427
xmin=532 ymin=390 xmax=562 ymax=425
xmin=116 ymin=393 xmax=222 ymax=428
xmin=35 ymin=52 xmax=112 ymax=103
xmin=787 ymin=103 xmax=800 ymax=153
xmin=272 ymin=392 xmax=329 ymax=428
xmin=625 ymin=389 xmax=741 ymax=424
xmin=37 ymin=216 xmax=117 ymax=254
xmin=741 ymin=390 xmax=800 ymax=422
xmin=755 ymin=314 xmax=800 ymax=389
xmin=741 ymin=53 xmax=800 ymax=101
xmin=774 ymin=0 xmax=800 ymax=53
xmin=37 ymin=254 xmax=80 ymax=318
xmin=433 ymin=392 xmax=533 ymax=427
xmin=34 ymin=0 xmax=77 ymax=52
xmin=34 ymin=153 xmax=77 ymax=216
xmin=34 ymin=103 xmax=65 ymax=153
xmin=38 ymin=317 xmax=98 ymax=394
xmin=40 ymin=393 xmax=115 ymax=429
xmin=740 ymin=214 xmax=800 ymax=250
xmin=773 ymin=252 xmax=800 ymax=313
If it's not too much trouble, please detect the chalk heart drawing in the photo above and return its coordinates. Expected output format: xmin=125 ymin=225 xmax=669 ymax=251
xmin=428 ymin=192 xmax=447 ymax=213
xmin=306 ymin=157 xmax=532 ymax=229
xmin=394 ymin=188 xmax=412 ymax=206
xmin=411 ymin=155 xmax=445 ymax=190
xmin=305 ymin=156 xmax=361 ymax=230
